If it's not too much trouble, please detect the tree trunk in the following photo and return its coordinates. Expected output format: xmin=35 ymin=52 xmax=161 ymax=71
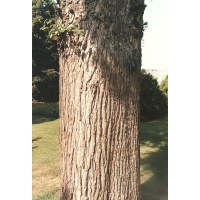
xmin=59 ymin=0 xmax=145 ymax=199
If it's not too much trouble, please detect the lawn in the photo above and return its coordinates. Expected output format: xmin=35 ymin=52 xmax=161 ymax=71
xmin=140 ymin=117 xmax=168 ymax=200
xmin=32 ymin=115 xmax=60 ymax=200
xmin=32 ymin=115 xmax=168 ymax=200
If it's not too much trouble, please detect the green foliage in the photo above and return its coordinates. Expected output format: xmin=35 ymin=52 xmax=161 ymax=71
xmin=32 ymin=102 xmax=59 ymax=117
xmin=32 ymin=0 xmax=83 ymax=102
xmin=41 ymin=17 xmax=84 ymax=40
xmin=32 ymin=0 xmax=59 ymax=102
xmin=140 ymin=70 xmax=168 ymax=120
xmin=160 ymin=75 xmax=168 ymax=98
xmin=32 ymin=0 xmax=58 ymax=76
xmin=32 ymin=69 xmax=59 ymax=102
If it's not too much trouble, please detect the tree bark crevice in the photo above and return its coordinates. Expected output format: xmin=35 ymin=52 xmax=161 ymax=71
xmin=59 ymin=0 xmax=145 ymax=199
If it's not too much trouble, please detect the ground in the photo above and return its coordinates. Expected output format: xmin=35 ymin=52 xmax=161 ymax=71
xmin=32 ymin=115 xmax=168 ymax=200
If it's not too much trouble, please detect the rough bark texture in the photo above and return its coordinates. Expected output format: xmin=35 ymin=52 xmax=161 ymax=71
xmin=59 ymin=0 xmax=145 ymax=199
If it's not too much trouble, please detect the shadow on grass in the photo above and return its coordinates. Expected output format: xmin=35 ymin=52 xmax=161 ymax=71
xmin=140 ymin=116 xmax=168 ymax=200
xmin=32 ymin=137 xmax=42 ymax=150
xmin=32 ymin=137 xmax=42 ymax=142
xmin=33 ymin=188 xmax=59 ymax=200
xmin=140 ymin=116 xmax=168 ymax=148
xmin=141 ymin=145 xmax=168 ymax=200
xmin=32 ymin=115 xmax=58 ymax=124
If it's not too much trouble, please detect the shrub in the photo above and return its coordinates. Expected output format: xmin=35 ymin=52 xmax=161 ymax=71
xmin=32 ymin=69 xmax=59 ymax=102
xmin=140 ymin=70 xmax=168 ymax=120
xmin=32 ymin=102 xmax=59 ymax=117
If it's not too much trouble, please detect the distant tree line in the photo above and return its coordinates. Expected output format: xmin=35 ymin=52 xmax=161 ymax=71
xmin=32 ymin=0 xmax=168 ymax=120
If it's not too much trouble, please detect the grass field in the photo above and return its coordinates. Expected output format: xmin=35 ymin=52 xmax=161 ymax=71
xmin=32 ymin=116 xmax=60 ymax=199
xmin=32 ymin=115 xmax=168 ymax=200
xmin=140 ymin=117 xmax=168 ymax=200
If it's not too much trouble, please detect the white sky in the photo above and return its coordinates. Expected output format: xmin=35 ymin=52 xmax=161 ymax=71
xmin=142 ymin=0 xmax=167 ymax=69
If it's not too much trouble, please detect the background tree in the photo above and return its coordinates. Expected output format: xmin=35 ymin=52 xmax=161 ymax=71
xmin=32 ymin=69 xmax=59 ymax=102
xmin=58 ymin=0 xmax=146 ymax=199
xmin=32 ymin=0 xmax=59 ymax=102
xmin=140 ymin=70 xmax=168 ymax=120
xmin=160 ymin=75 xmax=168 ymax=98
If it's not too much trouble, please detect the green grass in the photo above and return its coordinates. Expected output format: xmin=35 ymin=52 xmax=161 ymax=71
xmin=140 ymin=116 xmax=168 ymax=200
xmin=32 ymin=115 xmax=168 ymax=200
xmin=32 ymin=115 xmax=60 ymax=198
xmin=32 ymin=189 xmax=59 ymax=200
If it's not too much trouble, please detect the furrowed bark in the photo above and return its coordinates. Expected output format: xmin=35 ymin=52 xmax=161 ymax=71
xmin=59 ymin=0 xmax=145 ymax=199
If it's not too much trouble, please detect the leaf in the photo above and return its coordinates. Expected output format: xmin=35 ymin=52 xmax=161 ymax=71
xmin=60 ymin=27 xmax=66 ymax=33
xmin=73 ymin=29 xmax=84 ymax=36
xmin=54 ymin=4 xmax=59 ymax=8
xmin=66 ymin=24 xmax=75 ymax=30
xmin=45 ymin=19 xmax=53 ymax=25
xmin=40 ymin=26 xmax=49 ymax=31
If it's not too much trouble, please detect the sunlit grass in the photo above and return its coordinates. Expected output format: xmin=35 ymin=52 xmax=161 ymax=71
xmin=32 ymin=115 xmax=60 ymax=198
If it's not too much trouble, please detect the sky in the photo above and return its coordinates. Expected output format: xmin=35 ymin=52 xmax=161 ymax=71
xmin=142 ymin=0 xmax=167 ymax=69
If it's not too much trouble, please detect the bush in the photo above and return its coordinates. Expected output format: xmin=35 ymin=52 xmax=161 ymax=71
xmin=32 ymin=69 xmax=59 ymax=102
xmin=140 ymin=70 xmax=168 ymax=120
xmin=32 ymin=102 xmax=59 ymax=117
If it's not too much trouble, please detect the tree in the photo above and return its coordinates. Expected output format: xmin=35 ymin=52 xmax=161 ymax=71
xmin=140 ymin=70 xmax=168 ymax=120
xmin=32 ymin=0 xmax=59 ymax=76
xmin=32 ymin=0 xmax=59 ymax=102
xmin=160 ymin=75 xmax=168 ymax=98
xmin=58 ymin=0 xmax=146 ymax=199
